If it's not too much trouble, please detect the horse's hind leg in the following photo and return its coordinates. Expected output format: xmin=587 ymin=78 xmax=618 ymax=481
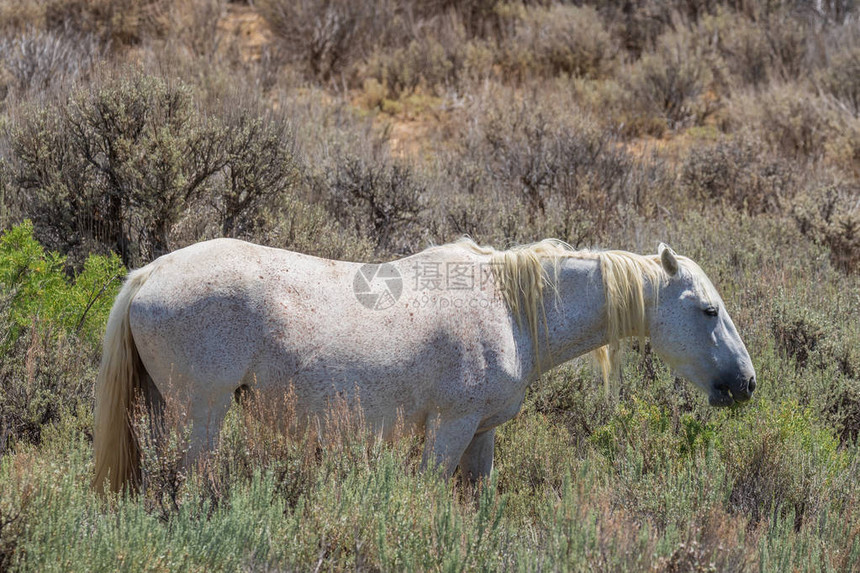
xmin=139 ymin=369 xmax=165 ymax=438
xmin=421 ymin=414 xmax=480 ymax=478
xmin=458 ymin=428 xmax=495 ymax=485
xmin=148 ymin=374 xmax=236 ymax=472
xmin=183 ymin=387 xmax=236 ymax=469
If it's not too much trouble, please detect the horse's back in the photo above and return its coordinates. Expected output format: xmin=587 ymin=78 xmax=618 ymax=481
xmin=127 ymin=239 xmax=348 ymax=394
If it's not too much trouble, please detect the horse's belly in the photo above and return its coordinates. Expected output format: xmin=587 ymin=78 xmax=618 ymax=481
xmin=256 ymin=340 xmax=438 ymax=435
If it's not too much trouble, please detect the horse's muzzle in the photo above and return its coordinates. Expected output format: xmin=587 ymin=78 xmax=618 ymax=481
xmin=709 ymin=375 xmax=756 ymax=407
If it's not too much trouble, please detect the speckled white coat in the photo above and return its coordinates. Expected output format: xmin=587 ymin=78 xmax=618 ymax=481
xmin=119 ymin=239 xmax=754 ymax=481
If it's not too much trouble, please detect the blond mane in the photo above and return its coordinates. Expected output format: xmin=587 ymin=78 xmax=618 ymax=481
xmin=452 ymin=238 xmax=666 ymax=394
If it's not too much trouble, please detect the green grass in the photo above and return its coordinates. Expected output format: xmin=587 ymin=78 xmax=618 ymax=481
xmin=2 ymin=210 xmax=860 ymax=571
xmin=2 ymin=0 xmax=860 ymax=569
xmin=2 ymin=378 xmax=858 ymax=571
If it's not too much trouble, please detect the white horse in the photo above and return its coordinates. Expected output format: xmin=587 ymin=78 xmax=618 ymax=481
xmin=93 ymin=238 xmax=756 ymax=492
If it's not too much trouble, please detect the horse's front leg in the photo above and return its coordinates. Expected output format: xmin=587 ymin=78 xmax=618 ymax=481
xmin=421 ymin=414 xmax=481 ymax=478
xmin=458 ymin=428 xmax=495 ymax=485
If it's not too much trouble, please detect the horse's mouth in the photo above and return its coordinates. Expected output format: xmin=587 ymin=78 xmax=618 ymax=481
xmin=708 ymin=384 xmax=751 ymax=407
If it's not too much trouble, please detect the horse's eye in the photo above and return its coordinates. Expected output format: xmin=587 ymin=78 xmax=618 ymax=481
xmin=704 ymin=306 xmax=719 ymax=317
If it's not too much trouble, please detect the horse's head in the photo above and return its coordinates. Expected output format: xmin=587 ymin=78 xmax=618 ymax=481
xmin=648 ymin=244 xmax=756 ymax=407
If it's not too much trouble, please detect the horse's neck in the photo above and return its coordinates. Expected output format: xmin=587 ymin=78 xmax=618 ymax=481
xmin=528 ymin=256 xmax=618 ymax=377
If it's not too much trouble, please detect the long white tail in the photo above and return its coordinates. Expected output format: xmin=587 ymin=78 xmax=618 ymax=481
xmin=93 ymin=265 xmax=155 ymax=493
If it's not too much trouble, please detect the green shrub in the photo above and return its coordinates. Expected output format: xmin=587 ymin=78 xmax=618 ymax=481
xmin=216 ymin=105 xmax=301 ymax=238
xmin=701 ymin=8 xmax=771 ymax=89
xmin=256 ymin=0 xmax=395 ymax=81
xmin=626 ymin=30 xmax=714 ymax=131
xmin=0 ymin=28 xmax=103 ymax=98
xmin=0 ymin=222 xmax=66 ymax=339
xmin=755 ymin=88 xmax=833 ymax=161
xmin=8 ymin=70 xmax=301 ymax=267
xmin=771 ymin=304 xmax=827 ymax=370
xmin=366 ymin=34 xmax=459 ymax=99
xmin=501 ymin=5 xmax=617 ymax=80
xmin=528 ymin=363 xmax=610 ymax=442
xmin=260 ymin=196 xmax=376 ymax=262
xmin=791 ymin=183 xmax=860 ymax=273
xmin=590 ymin=396 xmax=693 ymax=472
xmin=826 ymin=377 xmax=860 ymax=446
xmin=0 ymin=221 xmax=123 ymax=343
xmin=679 ymin=135 xmax=799 ymax=214
xmin=720 ymin=399 xmax=850 ymax=527
xmin=598 ymin=0 xmax=674 ymax=57
xmin=762 ymin=8 xmax=812 ymax=83
xmin=820 ymin=46 xmax=860 ymax=117
xmin=476 ymin=97 xmax=635 ymax=234
xmin=9 ymin=72 xmax=223 ymax=266
xmin=326 ymin=155 xmax=426 ymax=254
xmin=494 ymin=405 xmax=573 ymax=521
xmin=0 ymin=221 xmax=122 ymax=449
xmin=43 ymin=0 xmax=171 ymax=46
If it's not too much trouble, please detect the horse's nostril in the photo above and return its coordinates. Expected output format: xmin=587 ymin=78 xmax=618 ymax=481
xmin=747 ymin=376 xmax=756 ymax=393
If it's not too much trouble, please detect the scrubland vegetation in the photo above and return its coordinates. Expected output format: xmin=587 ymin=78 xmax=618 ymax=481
xmin=1 ymin=0 xmax=860 ymax=570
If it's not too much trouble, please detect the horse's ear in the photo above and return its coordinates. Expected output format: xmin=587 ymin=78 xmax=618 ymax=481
xmin=658 ymin=243 xmax=679 ymax=276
